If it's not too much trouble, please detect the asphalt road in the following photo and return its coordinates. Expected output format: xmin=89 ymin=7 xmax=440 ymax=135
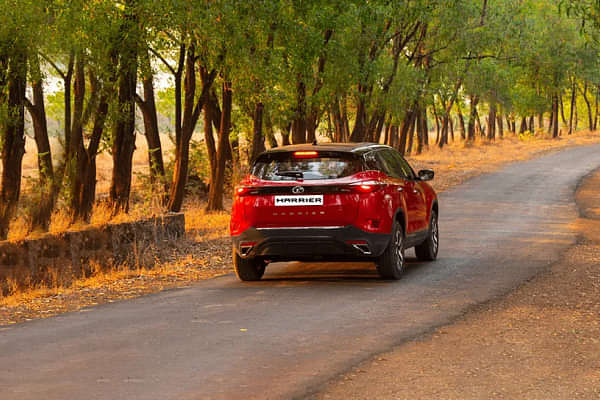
xmin=2 ymin=144 xmax=600 ymax=400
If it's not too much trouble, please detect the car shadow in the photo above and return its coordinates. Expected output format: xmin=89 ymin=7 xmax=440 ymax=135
xmin=258 ymin=256 xmax=431 ymax=284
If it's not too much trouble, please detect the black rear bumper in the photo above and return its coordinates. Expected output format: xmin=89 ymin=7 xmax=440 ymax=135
xmin=232 ymin=225 xmax=391 ymax=261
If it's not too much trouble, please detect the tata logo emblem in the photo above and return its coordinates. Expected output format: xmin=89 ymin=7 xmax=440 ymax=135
xmin=292 ymin=186 xmax=305 ymax=194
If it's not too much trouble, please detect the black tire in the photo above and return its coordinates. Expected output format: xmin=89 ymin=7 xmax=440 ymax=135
xmin=415 ymin=210 xmax=439 ymax=261
xmin=376 ymin=220 xmax=406 ymax=280
xmin=233 ymin=248 xmax=266 ymax=281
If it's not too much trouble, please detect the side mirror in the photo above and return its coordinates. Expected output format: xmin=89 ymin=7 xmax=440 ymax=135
xmin=418 ymin=169 xmax=434 ymax=181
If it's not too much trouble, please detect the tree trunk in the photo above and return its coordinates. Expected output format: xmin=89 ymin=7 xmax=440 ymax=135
xmin=203 ymin=91 xmax=217 ymax=186
xmin=456 ymin=102 xmax=466 ymax=140
xmin=63 ymin=54 xmax=74 ymax=158
xmin=332 ymin=99 xmax=344 ymax=142
xmin=569 ymin=80 xmax=576 ymax=134
xmin=66 ymin=59 xmax=108 ymax=222
xmin=390 ymin=125 xmax=398 ymax=149
xmin=174 ymin=44 xmax=185 ymax=145
xmin=406 ymin=115 xmax=417 ymax=155
xmin=304 ymin=28 xmax=333 ymax=144
xmin=229 ymin=134 xmax=240 ymax=187
xmin=582 ymin=82 xmax=594 ymax=131
xmin=366 ymin=110 xmax=386 ymax=143
xmin=559 ymin=94 xmax=567 ymax=125
xmin=250 ymin=102 xmax=265 ymax=162
xmin=575 ymin=101 xmax=579 ymax=131
xmin=167 ymin=45 xmax=216 ymax=212
xmin=109 ymin=46 xmax=138 ymax=214
xmin=509 ymin=116 xmax=516 ymax=133
xmin=437 ymin=78 xmax=462 ymax=147
xmin=416 ymin=109 xmax=426 ymax=154
xmin=552 ymin=94 xmax=559 ymax=138
xmin=487 ymin=103 xmax=496 ymax=141
xmin=529 ymin=115 xmax=534 ymax=133
xmin=423 ymin=114 xmax=429 ymax=148
xmin=25 ymin=54 xmax=56 ymax=231
xmin=0 ymin=50 xmax=27 ymax=239
xmin=350 ymin=92 xmax=367 ymax=142
xmin=519 ymin=117 xmax=528 ymax=134
xmin=496 ymin=115 xmax=504 ymax=138
xmin=432 ymin=100 xmax=440 ymax=144
xmin=342 ymin=98 xmax=350 ymax=142
xmin=27 ymin=56 xmax=52 ymax=183
xmin=281 ymin=123 xmax=291 ymax=146
xmin=476 ymin=109 xmax=484 ymax=137
xmin=594 ymin=86 xmax=599 ymax=131
xmin=399 ymin=109 xmax=417 ymax=154
xmin=383 ymin=121 xmax=391 ymax=146
xmin=136 ymin=51 xmax=165 ymax=189
xmin=291 ymin=79 xmax=307 ymax=144
xmin=67 ymin=54 xmax=86 ymax=219
xmin=467 ymin=95 xmax=479 ymax=143
xmin=109 ymin=4 xmax=139 ymax=214
xmin=306 ymin=112 xmax=318 ymax=144
xmin=207 ymin=81 xmax=232 ymax=211
xmin=438 ymin=114 xmax=449 ymax=149
xmin=264 ymin=108 xmax=278 ymax=148
xmin=80 ymin=98 xmax=109 ymax=221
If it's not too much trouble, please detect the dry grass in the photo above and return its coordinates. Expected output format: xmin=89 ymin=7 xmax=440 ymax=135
xmin=0 ymin=231 xmax=231 ymax=324
xmin=2 ymin=129 xmax=600 ymax=325
xmin=184 ymin=199 xmax=232 ymax=239
xmin=6 ymin=200 xmax=168 ymax=242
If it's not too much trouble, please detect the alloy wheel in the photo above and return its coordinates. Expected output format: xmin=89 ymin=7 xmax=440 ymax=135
xmin=394 ymin=228 xmax=405 ymax=271
xmin=431 ymin=214 xmax=439 ymax=255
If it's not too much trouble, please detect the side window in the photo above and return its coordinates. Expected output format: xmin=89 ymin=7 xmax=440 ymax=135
xmin=390 ymin=151 xmax=416 ymax=179
xmin=375 ymin=149 xmax=403 ymax=178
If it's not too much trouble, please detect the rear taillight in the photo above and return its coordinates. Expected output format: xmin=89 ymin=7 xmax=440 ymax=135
xmin=350 ymin=181 xmax=384 ymax=193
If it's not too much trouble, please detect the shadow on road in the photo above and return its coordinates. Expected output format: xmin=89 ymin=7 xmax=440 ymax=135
xmin=251 ymin=257 xmax=433 ymax=284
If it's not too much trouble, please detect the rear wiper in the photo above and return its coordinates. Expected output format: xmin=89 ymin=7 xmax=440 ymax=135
xmin=275 ymin=171 xmax=304 ymax=179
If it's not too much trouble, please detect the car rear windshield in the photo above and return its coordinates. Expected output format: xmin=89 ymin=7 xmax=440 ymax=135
xmin=251 ymin=152 xmax=363 ymax=181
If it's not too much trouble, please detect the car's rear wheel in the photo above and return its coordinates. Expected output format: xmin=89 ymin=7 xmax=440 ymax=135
xmin=376 ymin=221 xmax=405 ymax=280
xmin=415 ymin=210 xmax=439 ymax=261
xmin=233 ymin=248 xmax=266 ymax=281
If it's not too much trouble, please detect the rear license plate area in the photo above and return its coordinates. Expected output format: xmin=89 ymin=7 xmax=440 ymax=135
xmin=274 ymin=195 xmax=323 ymax=206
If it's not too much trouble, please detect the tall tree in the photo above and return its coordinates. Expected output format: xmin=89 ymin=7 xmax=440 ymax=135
xmin=109 ymin=0 xmax=140 ymax=214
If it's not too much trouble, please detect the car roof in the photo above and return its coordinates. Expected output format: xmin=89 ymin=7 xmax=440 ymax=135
xmin=261 ymin=142 xmax=390 ymax=156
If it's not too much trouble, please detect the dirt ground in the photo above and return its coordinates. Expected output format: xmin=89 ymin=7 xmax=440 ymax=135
xmin=314 ymin=171 xmax=600 ymax=399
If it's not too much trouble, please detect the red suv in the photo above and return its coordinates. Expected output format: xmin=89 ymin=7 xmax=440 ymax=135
xmin=230 ymin=143 xmax=439 ymax=281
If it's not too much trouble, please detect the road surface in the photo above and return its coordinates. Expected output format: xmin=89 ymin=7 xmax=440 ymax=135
xmin=2 ymin=144 xmax=600 ymax=400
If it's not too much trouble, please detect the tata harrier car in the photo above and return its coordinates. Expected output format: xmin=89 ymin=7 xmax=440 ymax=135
xmin=230 ymin=143 xmax=439 ymax=281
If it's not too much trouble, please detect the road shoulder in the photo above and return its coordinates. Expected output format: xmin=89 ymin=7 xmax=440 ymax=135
xmin=314 ymin=169 xmax=600 ymax=400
